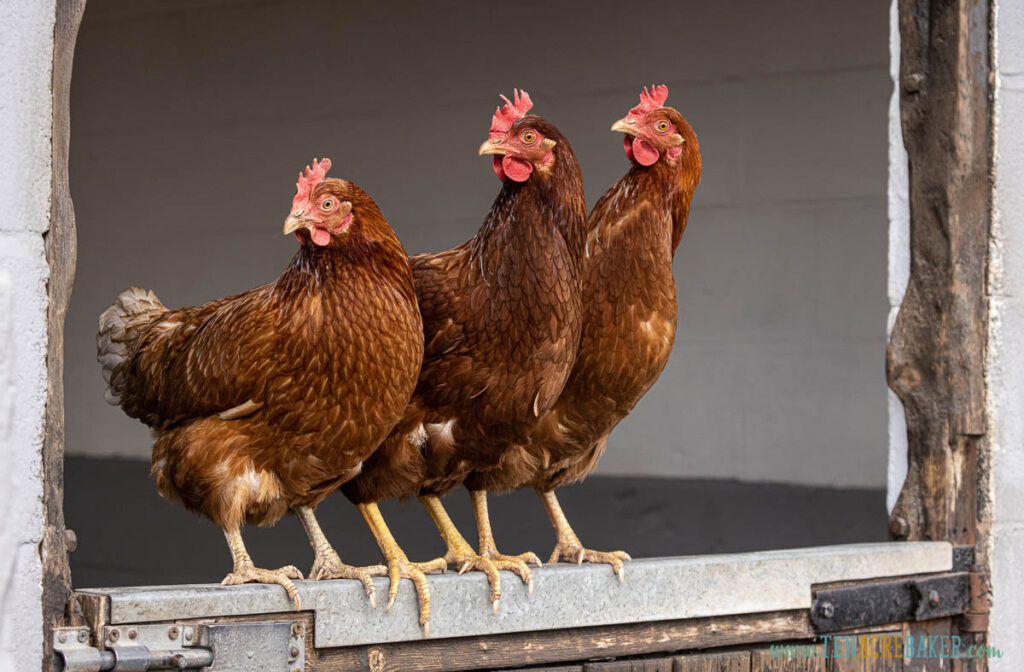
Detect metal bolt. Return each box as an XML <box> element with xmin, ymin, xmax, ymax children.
<box><xmin>184</xmin><ymin>627</ymin><xmax>193</xmax><ymax>642</ymax></box>
<box><xmin>168</xmin><ymin>626</ymin><xmax>180</xmax><ymax>640</ymax></box>
<box><xmin>108</xmin><ymin>629</ymin><xmax>120</xmax><ymax>642</ymax></box>
<box><xmin>889</xmin><ymin>515</ymin><xmax>910</xmax><ymax>539</ymax></box>
<box><xmin>818</xmin><ymin>601</ymin><xmax>835</xmax><ymax>619</ymax></box>
<box><xmin>290</xmin><ymin>645</ymin><xmax>300</xmax><ymax>659</ymax></box>
<box><xmin>928</xmin><ymin>589</ymin><xmax>941</xmax><ymax>607</ymax></box>
<box><xmin>65</xmin><ymin>529</ymin><xmax>78</xmax><ymax>553</ymax></box>
<box><xmin>58</xmin><ymin>632</ymin><xmax>67</xmax><ymax>643</ymax></box>
<box><xmin>170</xmin><ymin>653</ymin><xmax>188</xmax><ymax>670</ymax></box>
<box><xmin>905</xmin><ymin>72</ymin><xmax>924</xmax><ymax>94</ymax></box>
<box><xmin>77</xmin><ymin>630</ymin><xmax>88</xmax><ymax>643</ymax></box>
<box><xmin>128</xmin><ymin>629</ymin><xmax>138</xmax><ymax>640</ymax></box>
<box><xmin>292</xmin><ymin>622</ymin><xmax>303</xmax><ymax>636</ymax></box>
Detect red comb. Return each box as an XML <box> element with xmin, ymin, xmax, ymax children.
<box><xmin>489</xmin><ymin>89</ymin><xmax>534</xmax><ymax>139</ymax></box>
<box><xmin>292</xmin><ymin>158</ymin><xmax>332</xmax><ymax>209</ymax></box>
<box><xmin>626</xmin><ymin>85</ymin><xmax>669</xmax><ymax>123</ymax></box>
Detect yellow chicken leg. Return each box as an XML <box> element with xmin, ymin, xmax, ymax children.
<box><xmin>220</xmin><ymin>527</ymin><xmax>304</xmax><ymax>610</ymax></box>
<box><xmin>419</xmin><ymin>494</ymin><xmax>507</xmax><ymax>614</ymax></box>
<box><xmin>358</xmin><ymin>502</ymin><xmax>447</xmax><ymax>636</ymax></box>
<box><xmin>538</xmin><ymin>489</ymin><xmax>631</xmax><ymax>582</ymax></box>
<box><xmin>470</xmin><ymin>490</ymin><xmax>541</xmax><ymax>591</ymax></box>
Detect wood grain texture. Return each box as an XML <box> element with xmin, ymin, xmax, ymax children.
<box><xmin>902</xmin><ymin>620</ymin><xmax>949</xmax><ymax>672</ymax></box>
<box><xmin>751</xmin><ymin>645</ymin><xmax>825</xmax><ymax>672</ymax></box>
<box><xmin>585</xmin><ymin>658</ymin><xmax>675</xmax><ymax>672</ymax></box>
<box><xmin>887</xmin><ymin>0</ymin><xmax>992</xmax><ymax>563</ymax></box>
<box><xmin>828</xmin><ymin>631</ymin><xmax>902</xmax><ymax>672</ymax></box>
<box><xmin>43</xmin><ymin>1</ymin><xmax>87</xmax><ymax>670</ymax></box>
<box><xmin>674</xmin><ymin>650</ymin><xmax>751</xmax><ymax>672</ymax></box>
<box><xmin>312</xmin><ymin>610</ymin><xmax>813</xmax><ymax>672</ymax></box>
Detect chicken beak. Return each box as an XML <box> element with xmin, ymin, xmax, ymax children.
<box><xmin>668</xmin><ymin>133</ymin><xmax>685</xmax><ymax>146</ymax></box>
<box><xmin>478</xmin><ymin>138</ymin><xmax>508</xmax><ymax>156</ymax></box>
<box><xmin>283</xmin><ymin>214</ymin><xmax>309</xmax><ymax>235</ymax></box>
<box><xmin>610</xmin><ymin>118</ymin><xmax>637</xmax><ymax>136</ymax></box>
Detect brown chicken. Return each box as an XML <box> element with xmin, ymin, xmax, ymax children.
<box><xmin>466</xmin><ymin>85</ymin><xmax>702</xmax><ymax>580</ymax></box>
<box><xmin>342</xmin><ymin>91</ymin><xmax>588</xmax><ymax>628</ymax></box>
<box><xmin>97</xmin><ymin>159</ymin><xmax>424</xmax><ymax>610</ymax></box>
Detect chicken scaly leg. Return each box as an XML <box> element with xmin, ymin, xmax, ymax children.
<box><xmin>470</xmin><ymin>490</ymin><xmax>541</xmax><ymax>590</ymax></box>
<box><xmin>220</xmin><ymin>526</ymin><xmax>305</xmax><ymax>610</ymax></box>
<box><xmin>418</xmin><ymin>494</ymin><xmax>508</xmax><ymax>614</ymax></box>
<box><xmin>538</xmin><ymin>489</ymin><xmax>631</xmax><ymax>582</ymax></box>
<box><xmin>295</xmin><ymin>505</ymin><xmax>382</xmax><ymax>608</ymax></box>
<box><xmin>358</xmin><ymin>502</ymin><xmax>447</xmax><ymax>636</ymax></box>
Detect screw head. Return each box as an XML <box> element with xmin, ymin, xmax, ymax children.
<box><xmin>928</xmin><ymin>589</ymin><xmax>941</xmax><ymax>607</ymax></box>
<box><xmin>128</xmin><ymin>629</ymin><xmax>138</xmax><ymax>640</ymax></box>
<box><xmin>819</xmin><ymin>601</ymin><xmax>835</xmax><ymax>619</ymax></box>
<box><xmin>184</xmin><ymin>627</ymin><xmax>193</xmax><ymax>642</ymax></box>
<box><xmin>292</xmin><ymin>622</ymin><xmax>303</xmax><ymax>635</ymax></box>
<box><xmin>889</xmin><ymin>515</ymin><xmax>910</xmax><ymax>539</ymax></box>
<box><xmin>58</xmin><ymin>632</ymin><xmax>67</xmax><ymax>643</ymax></box>
<box><xmin>108</xmin><ymin>629</ymin><xmax>120</xmax><ymax>642</ymax></box>
<box><xmin>77</xmin><ymin>630</ymin><xmax>88</xmax><ymax>643</ymax></box>
<box><xmin>290</xmin><ymin>645</ymin><xmax>300</xmax><ymax>659</ymax></box>
<box><xmin>170</xmin><ymin>653</ymin><xmax>188</xmax><ymax>670</ymax></box>
<box><xmin>168</xmin><ymin>626</ymin><xmax>180</xmax><ymax>640</ymax></box>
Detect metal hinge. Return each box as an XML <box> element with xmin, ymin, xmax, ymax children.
<box><xmin>810</xmin><ymin>573</ymin><xmax>971</xmax><ymax>633</ymax></box>
<box><xmin>53</xmin><ymin>620</ymin><xmax>305</xmax><ymax>672</ymax></box>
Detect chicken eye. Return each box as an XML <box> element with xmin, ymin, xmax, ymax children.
<box><xmin>521</xmin><ymin>130</ymin><xmax>537</xmax><ymax>144</ymax></box>
<box><xmin>655</xmin><ymin>120</ymin><xmax>670</xmax><ymax>133</ymax></box>
<box><xmin>321</xmin><ymin>198</ymin><xmax>335</xmax><ymax>211</ymax></box>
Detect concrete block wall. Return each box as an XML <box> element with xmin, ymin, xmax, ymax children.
<box><xmin>0</xmin><ymin>2</ymin><xmax>56</xmax><ymax>670</ymax></box>
<box><xmin>65</xmin><ymin>0</ymin><xmax>891</xmax><ymax>488</ymax></box>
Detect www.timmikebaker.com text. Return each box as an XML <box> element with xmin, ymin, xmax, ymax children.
<box><xmin>770</xmin><ymin>634</ymin><xmax>1003</xmax><ymax>660</ymax></box>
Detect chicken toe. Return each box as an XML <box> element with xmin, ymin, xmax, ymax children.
<box><xmin>296</xmin><ymin>505</ymin><xmax>380</xmax><ymax>607</ymax></box>
<box><xmin>221</xmin><ymin>527</ymin><xmax>304</xmax><ymax>609</ymax></box>
<box><xmin>358</xmin><ymin>502</ymin><xmax>446</xmax><ymax>633</ymax></box>
<box><xmin>420</xmin><ymin>494</ymin><xmax>507</xmax><ymax>612</ymax></box>
<box><xmin>539</xmin><ymin>489</ymin><xmax>631</xmax><ymax>582</ymax></box>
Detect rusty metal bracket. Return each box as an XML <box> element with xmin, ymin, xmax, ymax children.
<box><xmin>961</xmin><ymin>571</ymin><xmax>992</xmax><ymax>633</ymax></box>
<box><xmin>810</xmin><ymin>572</ymin><xmax>971</xmax><ymax>633</ymax></box>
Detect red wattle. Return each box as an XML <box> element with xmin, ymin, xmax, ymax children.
<box><xmin>632</xmin><ymin>137</ymin><xmax>660</xmax><ymax>166</ymax></box>
<box><xmin>668</xmin><ymin>145</ymin><xmax>683</xmax><ymax>159</ymax></box>
<box><xmin>623</xmin><ymin>135</ymin><xmax>635</xmax><ymax>162</ymax></box>
<box><xmin>492</xmin><ymin>155</ymin><xmax>507</xmax><ymax>182</ymax></box>
<box><xmin>310</xmin><ymin>227</ymin><xmax>331</xmax><ymax>246</ymax></box>
<box><xmin>502</xmin><ymin>155</ymin><xmax>533</xmax><ymax>182</ymax></box>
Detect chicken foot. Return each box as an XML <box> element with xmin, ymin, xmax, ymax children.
<box><xmin>419</xmin><ymin>494</ymin><xmax>515</xmax><ymax>614</ymax></box>
<box><xmin>220</xmin><ymin>526</ymin><xmax>305</xmax><ymax>610</ymax></box>
<box><xmin>469</xmin><ymin>490</ymin><xmax>542</xmax><ymax>593</ymax></box>
<box><xmin>538</xmin><ymin>489</ymin><xmax>631</xmax><ymax>582</ymax></box>
<box><xmin>358</xmin><ymin>502</ymin><xmax>447</xmax><ymax>636</ymax></box>
<box><xmin>295</xmin><ymin>505</ymin><xmax>381</xmax><ymax>608</ymax></box>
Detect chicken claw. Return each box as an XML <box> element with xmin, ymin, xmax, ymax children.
<box><xmin>470</xmin><ymin>490</ymin><xmax>539</xmax><ymax>595</ymax></box>
<box><xmin>539</xmin><ymin>489</ymin><xmax>631</xmax><ymax>582</ymax></box>
<box><xmin>548</xmin><ymin>543</ymin><xmax>632</xmax><ymax>583</ymax></box>
<box><xmin>309</xmin><ymin>557</ymin><xmax>383</xmax><ymax>609</ymax></box>
<box><xmin>358</xmin><ymin>502</ymin><xmax>445</xmax><ymax>635</ymax></box>
<box><xmin>221</xmin><ymin>564</ymin><xmax>304</xmax><ymax>610</ymax></box>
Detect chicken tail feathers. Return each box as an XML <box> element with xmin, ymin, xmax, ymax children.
<box><xmin>97</xmin><ymin>287</ymin><xmax>167</xmax><ymax>406</ymax></box>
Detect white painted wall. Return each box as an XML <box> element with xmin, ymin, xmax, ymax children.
<box><xmin>886</xmin><ymin>0</ymin><xmax>910</xmax><ymax>513</ymax></box>
<box><xmin>64</xmin><ymin>0</ymin><xmax>891</xmax><ymax>488</ymax></box>
<box><xmin>0</xmin><ymin>2</ymin><xmax>56</xmax><ymax>670</ymax></box>
<box><xmin>989</xmin><ymin>0</ymin><xmax>1024</xmax><ymax>660</ymax></box>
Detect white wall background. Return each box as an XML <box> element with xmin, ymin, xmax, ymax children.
<box><xmin>64</xmin><ymin>0</ymin><xmax>892</xmax><ymax>488</ymax></box>
<box><xmin>0</xmin><ymin>2</ymin><xmax>56</xmax><ymax>670</ymax></box>
<box><xmin>990</xmin><ymin>0</ymin><xmax>1024</xmax><ymax>659</ymax></box>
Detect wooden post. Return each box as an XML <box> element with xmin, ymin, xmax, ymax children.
<box><xmin>42</xmin><ymin>1</ymin><xmax>85</xmax><ymax>670</ymax></box>
<box><xmin>887</xmin><ymin>0</ymin><xmax>992</xmax><ymax>661</ymax></box>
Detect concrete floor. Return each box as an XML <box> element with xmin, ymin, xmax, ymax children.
<box><xmin>65</xmin><ymin>457</ymin><xmax>887</xmax><ymax>589</ymax></box>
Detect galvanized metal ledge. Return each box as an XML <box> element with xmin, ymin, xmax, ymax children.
<box><xmin>77</xmin><ymin>542</ymin><xmax>952</xmax><ymax>649</ymax></box>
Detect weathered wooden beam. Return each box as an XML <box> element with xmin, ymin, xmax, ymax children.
<box><xmin>311</xmin><ymin>610</ymin><xmax>813</xmax><ymax>672</ymax></box>
<box><xmin>42</xmin><ymin>1</ymin><xmax>86</xmax><ymax>670</ymax></box>
<box><xmin>887</xmin><ymin>0</ymin><xmax>991</xmax><ymax>557</ymax></box>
